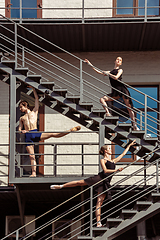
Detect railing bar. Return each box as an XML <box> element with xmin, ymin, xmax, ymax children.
<box><xmin>4</xmin><ymin>150</ymin><xmax>159</xmax><ymax>239</ymax></box>
<box><xmin>1</xmin><ymin>22</ymin><xmax>159</xmax><ymax>107</ymax></box>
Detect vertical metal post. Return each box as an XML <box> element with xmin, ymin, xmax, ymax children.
<box><xmin>144</xmin><ymin>159</ymin><xmax>146</xmax><ymax>187</ymax></box>
<box><xmin>156</xmin><ymin>159</ymin><xmax>159</xmax><ymax>193</ymax></box>
<box><xmin>80</xmin><ymin>59</ymin><xmax>83</xmax><ymax>103</ymax></box>
<box><xmin>144</xmin><ymin>0</ymin><xmax>147</xmax><ymax>22</ymax></box>
<box><xmin>144</xmin><ymin>94</ymin><xmax>147</xmax><ymax>137</ymax></box>
<box><xmin>16</xmin><ymin>230</ymin><xmax>19</xmax><ymax>240</ymax></box>
<box><xmin>140</xmin><ymin>110</ymin><xmax>143</xmax><ymax>130</ymax></box>
<box><xmin>82</xmin><ymin>144</ymin><xmax>84</xmax><ymax>176</ymax></box>
<box><xmin>9</xmin><ymin>73</ymin><xmax>16</xmax><ymax>182</ymax></box>
<box><xmin>90</xmin><ymin>186</ymin><xmax>93</xmax><ymax>237</ymax></box>
<box><xmin>22</xmin><ymin>46</ymin><xmax>25</xmax><ymax>67</ymax></box>
<box><xmin>15</xmin><ymin>23</ymin><xmax>17</xmax><ymax>68</ymax></box>
<box><xmin>20</xmin><ymin>0</ymin><xmax>22</xmax><ymax>24</ymax></box>
<box><xmin>54</xmin><ymin>144</ymin><xmax>57</xmax><ymax>177</ymax></box>
<box><xmin>99</xmin><ymin>123</ymin><xmax>105</xmax><ymax>172</ymax></box>
<box><xmin>82</xmin><ymin>0</ymin><xmax>84</xmax><ymax>23</ymax></box>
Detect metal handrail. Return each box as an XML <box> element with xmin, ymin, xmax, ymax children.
<box><xmin>2</xmin><ymin>147</ymin><xmax>159</xmax><ymax>239</ymax></box>
<box><xmin>1</xmin><ymin>2</ymin><xmax>160</xmax><ymax>23</ymax></box>
<box><xmin>0</xmin><ymin>13</ymin><xmax>160</xmax><ymax>239</ymax></box>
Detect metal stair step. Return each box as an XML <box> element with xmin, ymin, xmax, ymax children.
<box><xmin>66</xmin><ymin>95</ymin><xmax>80</xmax><ymax>104</ymax></box>
<box><xmin>143</xmin><ymin>137</ymin><xmax>158</xmax><ymax>146</ymax></box>
<box><xmin>106</xmin><ymin>218</ymin><xmax>123</xmax><ymax>228</ymax></box>
<box><xmin>78</xmin><ymin>236</ymin><xmax>93</xmax><ymax>239</ymax></box>
<box><xmin>92</xmin><ymin>226</ymin><xmax>108</xmax><ymax>231</ymax></box>
<box><xmin>15</xmin><ymin>67</ymin><xmax>29</xmax><ymax>76</ymax></box>
<box><xmin>151</xmin><ymin>192</ymin><xmax>160</xmax><ymax>203</ymax></box>
<box><xmin>54</xmin><ymin>88</ymin><xmax>67</xmax><ymax>97</ymax></box>
<box><xmin>1</xmin><ymin>60</ymin><xmax>15</xmax><ymax>69</ymax></box>
<box><xmin>131</xmin><ymin>130</ymin><xmax>145</xmax><ymax>138</ymax></box>
<box><xmin>27</xmin><ymin>74</ymin><xmax>42</xmax><ymax>83</ymax></box>
<box><xmin>135</xmin><ymin>201</ymin><xmax>152</xmax><ymax>211</ymax></box>
<box><xmin>40</xmin><ymin>81</ymin><xmax>54</xmax><ymax>91</ymax></box>
<box><xmin>145</xmin><ymin>152</ymin><xmax>160</xmax><ymax>162</ymax></box>
<box><xmin>121</xmin><ymin>209</ymin><xmax>138</xmax><ymax>220</ymax></box>
<box><xmin>92</xmin><ymin>109</ymin><xmax>106</xmax><ymax>118</ymax></box>
<box><xmin>118</xmin><ymin>123</ymin><xmax>132</xmax><ymax>131</ymax></box>
<box><xmin>79</xmin><ymin>102</ymin><xmax>93</xmax><ymax>111</ymax></box>
<box><xmin>151</xmin><ymin>192</ymin><xmax>160</xmax><ymax>197</ymax></box>
<box><xmin>105</xmin><ymin>116</ymin><xmax>119</xmax><ymax>125</ymax></box>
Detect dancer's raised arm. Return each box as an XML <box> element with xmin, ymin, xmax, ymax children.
<box><xmin>113</xmin><ymin>140</ymin><xmax>136</xmax><ymax>164</ymax></box>
<box><xmin>84</xmin><ymin>59</ymin><xmax>107</xmax><ymax>75</ymax></box>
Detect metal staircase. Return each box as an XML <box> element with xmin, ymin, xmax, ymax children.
<box><xmin>0</xmin><ymin>15</ymin><xmax>160</xmax><ymax>240</ymax></box>
<box><xmin>0</xmin><ymin>58</ymin><xmax>160</xmax><ymax>164</ymax></box>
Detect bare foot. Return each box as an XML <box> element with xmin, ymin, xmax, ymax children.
<box><xmin>133</xmin><ymin>123</ymin><xmax>140</xmax><ymax>131</ymax></box>
<box><xmin>50</xmin><ymin>185</ymin><xmax>61</xmax><ymax>190</ymax></box>
<box><xmin>105</xmin><ymin>112</ymin><xmax>112</xmax><ymax>117</ymax></box>
<box><xmin>29</xmin><ymin>174</ymin><xmax>36</xmax><ymax>177</ymax></box>
<box><xmin>97</xmin><ymin>222</ymin><xmax>103</xmax><ymax>227</ymax></box>
<box><xmin>70</xmin><ymin>126</ymin><xmax>81</xmax><ymax>132</ymax></box>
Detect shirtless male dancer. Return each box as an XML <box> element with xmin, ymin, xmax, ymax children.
<box><xmin>19</xmin><ymin>86</ymin><xmax>81</xmax><ymax>177</ymax></box>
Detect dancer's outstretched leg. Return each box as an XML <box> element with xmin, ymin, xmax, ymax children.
<box><xmin>40</xmin><ymin>126</ymin><xmax>81</xmax><ymax>141</ymax></box>
<box><xmin>50</xmin><ymin>179</ymin><xmax>87</xmax><ymax>189</ymax></box>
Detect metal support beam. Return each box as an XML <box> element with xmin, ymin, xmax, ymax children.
<box><xmin>99</xmin><ymin>122</ymin><xmax>105</xmax><ymax>172</ymax></box>
<box><xmin>9</xmin><ymin>71</ymin><xmax>16</xmax><ymax>183</ymax></box>
<box><xmin>16</xmin><ymin>185</ymin><xmax>26</xmax><ymax>235</ymax></box>
<box><xmin>137</xmin><ymin>221</ymin><xmax>147</xmax><ymax>240</ymax></box>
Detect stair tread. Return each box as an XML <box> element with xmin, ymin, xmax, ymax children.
<box><xmin>2</xmin><ymin>60</ymin><xmax>15</xmax><ymax>63</ymax></box>
<box><xmin>41</xmin><ymin>81</ymin><xmax>54</xmax><ymax>84</ymax></box>
<box><xmin>107</xmin><ymin>218</ymin><xmax>123</xmax><ymax>222</ymax></box>
<box><xmin>122</xmin><ymin>209</ymin><xmax>138</xmax><ymax>213</ymax></box>
<box><xmin>67</xmin><ymin>95</ymin><xmax>80</xmax><ymax>98</ymax></box>
<box><xmin>54</xmin><ymin>88</ymin><xmax>67</xmax><ymax>91</ymax></box>
<box><xmin>151</xmin><ymin>192</ymin><xmax>160</xmax><ymax>197</ymax></box>
<box><xmin>15</xmin><ymin>67</ymin><xmax>29</xmax><ymax>70</ymax></box>
<box><xmin>136</xmin><ymin>201</ymin><xmax>153</xmax><ymax>205</ymax></box>
<box><xmin>28</xmin><ymin>74</ymin><xmax>41</xmax><ymax>77</ymax></box>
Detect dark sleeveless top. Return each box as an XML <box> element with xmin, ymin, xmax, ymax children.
<box><xmin>109</xmin><ymin>68</ymin><xmax>133</xmax><ymax>107</ymax></box>
<box><xmin>84</xmin><ymin>160</ymin><xmax>115</xmax><ymax>196</ymax></box>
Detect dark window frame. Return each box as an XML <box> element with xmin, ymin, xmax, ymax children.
<box><xmin>113</xmin><ymin>0</ymin><xmax>160</xmax><ymax>17</ymax></box>
<box><xmin>112</xmin><ymin>85</ymin><xmax>159</xmax><ymax>162</ymax></box>
<box><xmin>5</xmin><ymin>0</ymin><xmax>42</xmax><ymax>18</ymax></box>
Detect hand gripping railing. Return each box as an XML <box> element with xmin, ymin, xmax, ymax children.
<box><xmin>2</xmin><ymin>146</ymin><xmax>160</xmax><ymax>240</ymax></box>
<box><xmin>0</xmin><ymin>14</ymin><xmax>160</xmax><ymax>139</ymax></box>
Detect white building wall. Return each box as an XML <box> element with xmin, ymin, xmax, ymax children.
<box><xmin>42</xmin><ymin>0</ymin><xmax>112</xmax><ymax>19</ymax></box>
<box><xmin>0</xmin><ymin>81</ymin><xmax>9</xmax><ymax>186</ymax></box>
<box><xmin>0</xmin><ymin>0</ymin><xmax>5</xmax><ymax>16</ymax></box>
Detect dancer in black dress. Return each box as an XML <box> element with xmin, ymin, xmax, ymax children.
<box><xmin>50</xmin><ymin>140</ymin><xmax>136</xmax><ymax>227</ymax></box>
<box><xmin>84</xmin><ymin>57</ymin><xmax>139</xmax><ymax>130</ymax></box>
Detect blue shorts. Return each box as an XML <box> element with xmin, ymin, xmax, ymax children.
<box><xmin>25</xmin><ymin>129</ymin><xmax>42</xmax><ymax>146</ymax></box>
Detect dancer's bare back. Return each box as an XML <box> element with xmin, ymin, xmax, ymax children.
<box><xmin>19</xmin><ymin>110</ymin><xmax>38</xmax><ymax>132</ymax></box>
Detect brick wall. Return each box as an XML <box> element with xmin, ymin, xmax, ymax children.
<box><xmin>42</xmin><ymin>0</ymin><xmax>112</xmax><ymax>19</ymax></box>
<box><xmin>0</xmin><ymin>81</ymin><xmax>9</xmax><ymax>186</ymax></box>
<box><xmin>0</xmin><ymin>0</ymin><xmax>5</xmax><ymax>16</ymax></box>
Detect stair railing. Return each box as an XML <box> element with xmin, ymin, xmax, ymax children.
<box><xmin>2</xmin><ymin>0</ymin><xmax>157</xmax><ymax>23</ymax></box>
<box><xmin>0</xmin><ymin>14</ymin><xmax>160</xmax><ymax>140</ymax></box>
<box><xmin>1</xmin><ymin>147</ymin><xmax>160</xmax><ymax>240</ymax></box>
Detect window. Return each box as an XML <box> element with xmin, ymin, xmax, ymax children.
<box><xmin>129</xmin><ymin>86</ymin><xmax>158</xmax><ymax>137</ymax></box>
<box><xmin>113</xmin><ymin>0</ymin><xmax>160</xmax><ymax>17</ymax></box>
<box><xmin>5</xmin><ymin>0</ymin><xmax>42</xmax><ymax>18</ymax></box>
<box><xmin>113</xmin><ymin>85</ymin><xmax>159</xmax><ymax>161</ymax></box>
